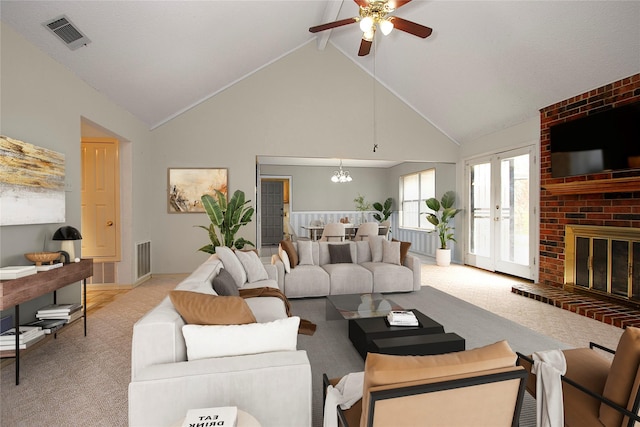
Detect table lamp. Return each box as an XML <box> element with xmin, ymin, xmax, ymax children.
<box><xmin>52</xmin><ymin>226</ymin><xmax>82</xmax><ymax>262</ymax></box>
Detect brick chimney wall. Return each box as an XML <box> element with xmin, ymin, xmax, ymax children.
<box><xmin>539</xmin><ymin>73</ymin><xmax>640</xmax><ymax>288</ymax></box>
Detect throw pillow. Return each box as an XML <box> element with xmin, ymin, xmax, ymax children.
<box><xmin>280</xmin><ymin>239</ymin><xmax>299</xmax><ymax>268</ymax></box>
<box><xmin>211</xmin><ymin>268</ymin><xmax>239</xmax><ymax>296</ymax></box>
<box><xmin>169</xmin><ymin>290</ymin><xmax>256</xmax><ymax>325</ymax></box>
<box><xmin>382</xmin><ymin>239</ymin><xmax>401</xmax><ymax>265</ymax></box>
<box><xmin>328</xmin><ymin>243</ymin><xmax>352</xmax><ymax>264</ymax></box>
<box><xmin>182</xmin><ymin>316</ymin><xmax>300</xmax><ymax>360</ymax></box>
<box><xmin>235</xmin><ymin>249</ymin><xmax>269</xmax><ymax>283</ymax></box>
<box><xmin>392</xmin><ymin>238</ymin><xmax>412</xmax><ymax>265</ymax></box>
<box><xmin>278</xmin><ymin>243</ymin><xmax>291</xmax><ymax>273</ymax></box>
<box><xmin>369</xmin><ymin>235</ymin><xmax>384</xmax><ymax>263</ymax></box>
<box><xmin>297</xmin><ymin>240</ymin><xmax>314</xmax><ymax>265</ymax></box>
<box><xmin>215</xmin><ymin>246</ymin><xmax>247</xmax><ymax>287</ymax></box>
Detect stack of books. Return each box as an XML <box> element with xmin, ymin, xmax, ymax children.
<box><xmin>0</xmin><ymin>265</ymin><xmax>37</xmax><ymax>280</ymax></box>
<box><xmin>387</xmin><ymin>310</ymin><xmax>419</xmax><ymax>327</ymax></box>
<box><xmin>26</xmin><ymin>318</ymin><xmax>67</xmax><ymax>335</ymax></box>
<box><xmin>0</xmin><ymin>326</ymin><xmax>46</xmax><ymax>351</ymax></box>
<box><xmin>36</xmin><ymin>303</ymin><xmax>83</xmax><ymax>324</ymax></box>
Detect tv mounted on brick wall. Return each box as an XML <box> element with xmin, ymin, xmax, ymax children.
<box><xmin>550</xmin><ymin>101</ymin><xmax>640</xmax><ymax>178</ymax></box>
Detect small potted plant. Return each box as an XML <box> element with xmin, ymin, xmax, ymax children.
<box><xmin>425</xmin><ymin>191</ymin><xmax>462</xmax><ymax>266</ymax></box>
<box><xmin>353</xmin><ymin>193</ymin><xmax>372</xmax><ymax>225</ymax></box>
<box><xmin>372</xmin><ymin>197</ymin><xmax>392</xmax><ymax>223</ymax></box>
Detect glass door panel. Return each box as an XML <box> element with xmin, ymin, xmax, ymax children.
<box><xmin>466</xmin><ymin>147</ymin><xmax>535</xmax><ymax>280</ymax></box>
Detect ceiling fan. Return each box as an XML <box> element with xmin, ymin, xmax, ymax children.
<box><xmin>309</xmin><ymin>0</ymin><xmax>433</xmax><ymax>56</ymax></box>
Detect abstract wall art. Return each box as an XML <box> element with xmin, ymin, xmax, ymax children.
<box><xmin>168</xmin><ymin>168</ymin><xmax>228</xmax><ymax>213</ymax></box>
<box><xmin>0</xmin><ymin>135</ymin><xmax>66</xmax><ymax>226</ymax></box>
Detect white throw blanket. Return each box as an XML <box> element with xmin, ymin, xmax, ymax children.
<box><xmin>532</xmin><ymin>349</ymin><xmax>567</xmax><ymax>427</ymax></box>
<box><xmin>323</xmin><ymin>371</ymin><xmax>364</xmax><ymax>427</ymax></box>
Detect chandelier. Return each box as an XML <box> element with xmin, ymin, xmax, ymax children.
<box><xmin>331</xmin><ymin>160</ymin><xmax>352</xmax><ymax>183</ymax></box>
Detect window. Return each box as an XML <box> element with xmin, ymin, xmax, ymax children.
<box><xmin>400</xmin><ymin>169</ymin><xmax>435</xmax><ymax>229</ymax></box>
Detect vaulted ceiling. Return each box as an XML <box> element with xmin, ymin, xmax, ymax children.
<box><xmin>2</xmin><ymin>1</ymin><xmax>639</xmax><ymax>145</ymax></box>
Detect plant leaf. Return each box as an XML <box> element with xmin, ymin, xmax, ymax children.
<box><xmin>425</xmin><ymin>198</ymin><xmax>440</xmax><ymax>212</ymax></box>
<box><xmin>441</xmin><ymin>191</ymin><xmax>456</xmax><ymax>209</ymax></box>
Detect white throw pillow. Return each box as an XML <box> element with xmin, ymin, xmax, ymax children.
<box><xmin>235</xmin><ymin>250</ymin><xmax>269</xmax><ymax>283</ymax></box>
<box><xmin>215</xmin><ymin>246</ymin><xmax>247</xmax><ymax>287</ymax></box>
<box><xmin>278</xmin><ymin>244</ymin><xmax>291</xmax><ymax>273</ymax></box>
<box><xmin>182</xmin><ymin>316</ymin><xmax>300</xmax><ymax>360</ymax></box>
<box><xmin>369</xmin><ymin>235</ymin><xmax>384</xmax><ymax>263</ymax></box>
<box><xmin>297</xmin><ymin>240</ymin><xmax>314</xmax><ymax>265</ymax></box>
<box><xmin>382</xmin><ymin>239</ymin><xmax>401</xmax><ymax>265</ymax></box>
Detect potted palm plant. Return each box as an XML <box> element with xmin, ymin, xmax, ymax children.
<box><xmin>372</xmin><ymin>197</ymin><xmax>392</xmax><ymax>223</ymax></box>
<box><xmin>425</xmin><ymin>191</ymin><xmax>462</xmax><ymax>266</ymax></box>
<box><xmin>196</xmin><ymin>189</ymin><xmax>255</xmax><ymax>254</ymax></box>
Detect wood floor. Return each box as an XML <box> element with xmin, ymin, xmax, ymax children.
<box><xmin>85</xmin><ymin>288</ymin><xmax>130</xmax><ymax>315</ymax></box>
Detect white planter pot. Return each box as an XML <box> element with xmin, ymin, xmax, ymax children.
<box><xmin>436</xmin><ymin>249</ymin><xmax>451</xmax><ymax>266</ymax></box>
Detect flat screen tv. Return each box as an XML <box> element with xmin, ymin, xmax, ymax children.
<box><xmin>550</xmin><ymin>101</ymin><xmax>640</xmax><ymax>178</ymax></box>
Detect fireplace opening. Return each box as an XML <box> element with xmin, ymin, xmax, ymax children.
<box><xmin>565</xmin><ymin>225</ymin><xmax>640</xmax><ymax>307</ymax></box>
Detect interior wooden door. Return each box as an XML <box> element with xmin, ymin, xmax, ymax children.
<box><xmin>81</xmin><ymin>138</ymin><xmax>120</xmax><ymax>260</ymax></box>
<box><xmin>261</xmin><ymin>180</ymin><xmax>284</xmax><ymax>246</ymax></box>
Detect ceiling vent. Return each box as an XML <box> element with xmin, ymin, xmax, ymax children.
<box><xmin>42</xmin><ymin>15</ymin><xmax>91</xmax><ymax>51</ymax></box>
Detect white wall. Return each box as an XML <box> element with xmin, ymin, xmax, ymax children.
<box><xmin>0</xmin><ymin>23</ymin><xmax>151</xmax><ymax>321</ymax></box>
<box><xmin>149</xmin><ymin>43</ymin><xmax>460</xmax><ymax>274</ymax></box>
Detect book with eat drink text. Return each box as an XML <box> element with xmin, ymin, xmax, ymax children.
<box><xmin>181</xmin><ymin>406</ymin><xmax>237</xmax><ymax>427</ymax></box>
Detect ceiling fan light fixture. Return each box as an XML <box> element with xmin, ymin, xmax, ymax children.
<box><xmin>359</xmin><ymin>16</ymin><xmax>374</xmax><ymax>32</ymax></box>
<box><xmin>380</xmin><ymin>19</ymin><xmax>394</xmax><ymax>35</ymax></box>
<box><xmin>363</xmin><ymin>28</ymin><xmax>375</xmax><ymax>42</ymax></box>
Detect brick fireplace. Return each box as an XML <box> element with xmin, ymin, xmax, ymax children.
<box><xmin>539</xmin><ymin>73</ymin><xmax>640</xmax><ymax>305</ymax></box>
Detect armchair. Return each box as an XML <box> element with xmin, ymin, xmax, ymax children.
<box><xmin>517</xmin><ymin>326</ymin><xmax>640</xmax><ymax>427</ymax></box>
<box><xmin>323</xmin><ymin>340</ymin><xmax>527</xmax><ymax>427</ymax></box>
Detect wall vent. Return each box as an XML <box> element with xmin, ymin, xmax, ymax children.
<box><xmin>42</xmin><ymin>15</ymin><xmax>91</xmax><ymax>50</ymax></box>
<box><xmin>136</xmin><ymin>241</ymin><xmax>151</xmax><ymax>280</ymax></box>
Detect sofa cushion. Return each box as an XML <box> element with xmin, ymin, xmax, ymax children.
<box><xmin>361</xmin><ymin>340</ymin><xmax>517</xmax><ymax>427</ymax></box>
<box><xmin>211</xmin><ymin>268</ymin><xmax>239</xmax><ymax>296</ymax></box>
<box><xmin>169</xmin><ymin>290</ymin><xmax>256</xmax><ymax>325</ymax></box>
<box><xmin>369</xmin><ymin>236</ymin><xmax>384</xmax><ymax>262</ymax></box>
<box><xmin>215</xmin><ymin>246</ymin><xmax>247</xmax><ymax>287</ymax></box>
<box><xmin>382</xmin><ymin>239</ymin><xmax>401</xmax><ymax>265</ymax></box>
<box><xmin>329</xmin><ymin>243</ymin><xmax>353</xmax><ymax>264</ymax></box>
<box><xmin>280</xmin><ymin>240</ymin><xmax>299</xmax><ymax>268</ymax></box>
<box><xmin>323</xmin><ymin>264</ymin><xmax>373</xmax><ymax>295</ymax></box>
<box><xmin>600</xmin><ymin>326</ymin><xmax>640</xmax><ymax>426</ymax></box>
<box><xmin>182</xmin><ymin>316</ymin><xmax>300</xmax><ymax>360</ymax></box>
<box><xmin>297</xmin><ymin>240</ymin><xmax>314</xmax><ymax>265</ymax></box>
<box><xmin>282</xmin><ymin>265</ymin><xmax>331</xmax><ymax>298</ymax></box>
<box><xmin>362</xmin><ymin>262</ymin><xmax>414</xmax><ymax>293</ymax></box>
<box><xmin>235</xmin><ymin>249</ymin><xmax>269</xmax><ymax>283</ymax></box>
<box><xmin>356</xmin><ymin>241</ymin><xmax>372</xmax><ymax>264</ymax></box>
<box><xmin>278</xmin><ymin>244</ymin><xmax>291</xmax><ymax>273</ymax></box>
<box><xmin>392</xmin><ymin>238</ymin><xmax>412</xmax><ymax>265</ymax></box>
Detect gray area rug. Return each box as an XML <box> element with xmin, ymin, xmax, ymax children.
<box><xmin>291</xmin><ymin>286</ymin><xmax>571</xmax><ymax>427</ymax></box>
<box><xmin>1</xmin><ymin>280</ymin><xmax>569</xmax><ymax>426</ymax></box>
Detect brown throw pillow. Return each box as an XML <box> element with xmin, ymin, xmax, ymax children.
<box><xmin>392</xmin><ymin>238</ymin><xmax>412</xmax><ymax>265</ymax></box>
<box><xmin>211</xmin><ymin>268</ymin><xmax>239</xmax><ymax>296</ymax></box>
<box><xmin>280</xmin><ymin>239</ymin><xmax>299</xmax><ymax>268</ymax></box>
<box><xmin>169</xmin><ymin>290</ymin><xmax>256</xmax><ymax>325</ymax></box>
<box><xmin>328</xmin><ymin>243</ymin><xmax>352</xmax><ymax>264</ymax></box>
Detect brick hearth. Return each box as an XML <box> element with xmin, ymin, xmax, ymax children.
<box><xmin>512</xmin><ymin>283</ymin><xmax>640</xmax><ymax>329</ymax></box>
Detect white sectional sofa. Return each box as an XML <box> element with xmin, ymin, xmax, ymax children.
<box><xmin>128</xmin><ymin>253</ymin><xmax>312</xmax><ymax>427</ymax></box>
<box><xmin>271</xmin><ymin>239</ymin><xmax>421</xmax><ymax>298</ymax></box>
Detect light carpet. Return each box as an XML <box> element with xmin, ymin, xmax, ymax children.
<box><xmin>1</xmin><ymin>278</ymin><xmax>569</xmax><ymax>427</ymax></box>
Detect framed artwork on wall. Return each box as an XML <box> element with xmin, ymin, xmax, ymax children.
<box><xmin>0</xmin><ymin>135</ymin><xmax>66</xmax><ymax>226</ymax></box>
<box><xmin>168</xmin><ymin>168</ymin><xmax>228</xmax><ymax>213</ymax></box>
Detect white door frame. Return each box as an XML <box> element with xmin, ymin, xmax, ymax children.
<box><xmin>463</xmin><ymin>145</ymin><xmax>539</xmax><ymax>281</ymax></box>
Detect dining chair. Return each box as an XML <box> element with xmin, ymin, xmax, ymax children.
<box><xmin>354</xmin><ymin>222</ymin><xmax>379</xmax><ymax>241</ymax></box>
<box><xmin>319</xmin><ymin>223</ymin><xmax>345</xmax><ymax>242</ymax></box>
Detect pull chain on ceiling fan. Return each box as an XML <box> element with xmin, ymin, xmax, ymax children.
<box><xmin>309</xmin><ymin>0</ymin><xmax>433</xmax><ymax>56</ymax></box>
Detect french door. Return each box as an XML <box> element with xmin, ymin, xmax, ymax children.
<box><xmin>465</xmin><ymin>146</ymin><xmax>536</xmax><ymax>279</ymax></box>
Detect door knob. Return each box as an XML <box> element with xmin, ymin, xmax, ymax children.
<box><xmin>107</xmin><ymin>221</ymin><xmax>114</xmax><ymax>226</ymax></box>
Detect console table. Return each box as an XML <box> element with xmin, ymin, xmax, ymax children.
<box><xmin>0</xmin><ymin>258</ymin><xmax>93</xmax><ymax>384</ymax></box>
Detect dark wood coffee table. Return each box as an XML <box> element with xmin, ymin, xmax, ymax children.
<box><xmin>348</xmin><ymin>309</ymin><xmax>453</xmax><ymax>359</ymax></box>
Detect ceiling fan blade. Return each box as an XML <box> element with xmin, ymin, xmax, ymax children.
<box><xmin>309</xmin><ymin>17</ymin><xmax>358</xmax><ymax>33</ymax></box>
<box><xmin>358</xmin><ymin>38</ymin><xmax>372</xmax><ymax>56</ymax></box>
<box><xmin>389</xmin><ymin>16</ymin><xmax>432</xmax><ymax>38</ymax></box>
<box><xmin>353</xmin><ymin>0</ymin><xmax>369</xmax><ymax>8</ymax></box>
<box><xmin>388</xmin><ymin>0</ymin><xmax>412</xmax><ymax>9</ymax></box>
